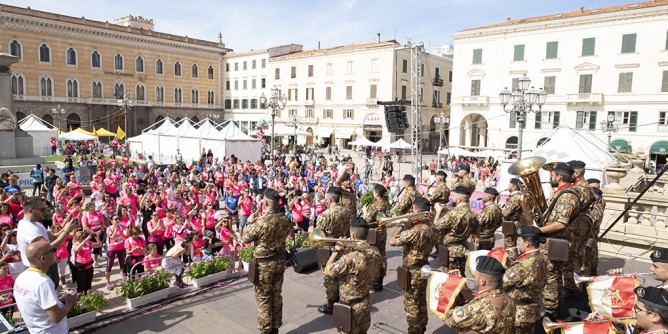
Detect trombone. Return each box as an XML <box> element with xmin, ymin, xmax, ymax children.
<box><xmin>574</xmin><ymin>272</ymin><xmax>653</xmax><ymax>284</ymax></box>
<box><xmin>542</xmin><ymin>317</ymin><xmax>635</xmax><ymax>334</ymax></box>
<box><xmin>308</xmin><ymin>228</ymin><xmax>366</xmax><ymax>250</ymax></box>
<box><xmin>376</xmin><ymin>211</ymin><xmax>431</xmax><ymax>229</ymax></box>
<box><xmin>419</xmin><ymin>265</ymin><xmax>475</xmax><ymax>281</ymax></box>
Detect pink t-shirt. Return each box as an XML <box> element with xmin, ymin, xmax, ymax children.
<box><xmin>106</xmin><ymin>225</ymin><xmax>127</xmax><ymax>251</ymax></box>
<box><xmin>0</xmin><ymin>275</ymin><xmax>14</xmax><ymax>306</ymax></box>
<box><xmin>204</xmin><ymin>210</ymin><xmax>216</xmax><ymax>229</ymax></box>
<box><xmin>291</xmin><ymin>203</ymin><xmax>303</xmax><ymax>223</ymax></box>
<box><xmin>239</xmin><ymin>197</ymin><xmax>253</xmax><ymax>216</ymax></box>
<box><xmin>191</xmin><ymin>238</ymin><xmax>205</xmax><ymax>259</ymax></box>
<box><xmin>73</xmin><ymin>240</ymin><xmax>93</xmax><ymax>264</ymax></box>
<box><xmin>163</xmin><ymin>218</ymin><xmax>175</xmax><ymax>239</ymax></box>
<box><xmin>82</xmin><ymin>211</ymin><xmax>103</xmax><ymax>232</ymax></box>
<box><xmin>148</xmin><ymin>220</ymin><xmax>165</xmax><ymax>237</ymax></box>
<box><xmin>144</xmin><ymin>254</ymin><xmax>161</xmax><ymax>270</ymax></box>
<box><xmin>55</xmin><ymin>240</ymin><xmax>69</xmax><ymax>260</ymax></box>
<box><xmin>125</xmin><ymin>237</ymin><xmax>146</xmax><ymax>257</ymax></box>
<box><xmin>173</xmin><ymin>224</ymin><xmax>188</xmax><ymax>243</ymax></box>
<box><xmin>0</xmin><ymin>215</ymin><xmax>13</xmax><ymax>228</ymax></box>
<box><xmin>314</xmin><ymin>199</ymin><xmax>325</xmax><ymax>215</ymax></box>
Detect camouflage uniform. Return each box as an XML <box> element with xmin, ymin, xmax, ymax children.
<box><xmin>327</xmin><ymin>242</ymin><xmax>381</xmax><ymax>334</ymax></box>
<box><xmin>502</xmin><ymin>191</ymin><xmax>523</xmax><ymax>248</ymax></box>
<box><xmin>564</xmin><ymin>178</ymin><xmax>593</xmax><ymax>291</ymax></box>
<box><xmin>434</xmin><ymin>202</ymin><xmax>476</xmax><ymax>275</ymax></box>
<box><xmin>316</xmin><ymin>203</ymin><xmax>352</xmax><ymax>303</ymax></box>
<box><xmin>242</xmin><ymin>210</ymin><xmax>293</xmax><ymax>334</ymax></box>
<box><xmin>428</xmin><ymin>182</ymin><xmax>450</xmax><ymax>208</ymax></box>
<box><xmin>581</xmin><ymin>201</ymin><xmax>604</xmax><ymax>275</ymax></box>
<box><xmin>393</xmin><ymin>186</ymin><xmax>417</xmax><ymax>216</ymax></box>
<box><xmin>476</xmin><ymin>202</ymin><xmax>503</xmax><ymax>245</ymax></box>
<box><xmin>451</xmin><ymin>177</ymin><xmax>476</xmax><ymax>195</ymax></box>
<box><xmin>340</xmin><ymin>187</ymin><xmax>358</xmax><ymax>218</ymax></box>
<box><xmin>364</xmin><ymin>198</ymin><xmax>390</xmax><ymax>280</ymax></box>
<box><xmin>394</xmin><ymin>219</ymin><xmax>437</xmax><ymax>334</ymax></box>
<box><xmin>541</xmin><ymin>185</ymin><xmax>579</xmax><ymax>312</ymax></box>
<box><xmin>444</xmin><ymin>289</ymin><xmax>515</xmax><ymax>334</ymax></box>
<box><xmin>503</xmin><ymin>250</ymin><xmax>548</xmax><ymax>334</ymax></box>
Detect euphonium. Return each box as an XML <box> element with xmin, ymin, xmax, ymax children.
<box><xmin>376</xmin><ymin>211</ymin><xmax>431</xmax><ymax>229</ymax></box>
<box><xmin>542</xmin><ymin>317</ymin><xmax>635</xmax><ymax>334</ymax></box>
<box><xmin>308</xmin><ymin>228</ymin><xmax>366</xmax><ymax>250</ymax></box>
<box><xmin>508</xmin><ymin>157</ymin><xmax>549</xmax><ymax>224</ymax></box>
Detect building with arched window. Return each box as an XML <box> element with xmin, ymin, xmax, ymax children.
<box><xmin>1</xmin><ymin>5</ymin><xmax>228</xmax><ymax>137</ymax></box>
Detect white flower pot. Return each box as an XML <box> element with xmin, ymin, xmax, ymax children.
<box><xmin>126</xmin><ymin>288</ymin><xmax>170</xmax><ymax>310</ymax></box>
<box><xmin>67</xmin><ymin>310</ymin><xmax>97</xmax><ymax>328</ymax></box>
<box><xmin>241</xmin><ymin>261</ymin><xmax>249</xmax><ymax>272</ymax></box>
<box><xmin>192</xmin><ymin>270</ymin><xmax>229</xmax><ymax>288</ymax></box>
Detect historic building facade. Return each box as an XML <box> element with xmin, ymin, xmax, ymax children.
<box><xmin>450</xmin><ymin>0</ymin><xmax>668</xmax><ymax>165</ymax></box>
<box><xmin>2</xmin><ymin>4</ymin><xmax>229</xmax><ymax>137</ymax></box>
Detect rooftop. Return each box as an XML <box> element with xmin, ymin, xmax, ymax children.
<box><xmin>463</xmin><ymin>0</ymin><xmax>668</xmax><ymax>31</ymax></box>
<box><xmin>0</xmin><ymin>4</ymin><xmax>227</xmax><ymax>50</ymax></box>
<box><xmin>272</xmin><ymin>40</ymin><xmax>399</xmax><ymax>59</ymax></box>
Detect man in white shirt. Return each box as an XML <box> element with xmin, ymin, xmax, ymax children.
<box><xmin>14</xmin><ymin>239</ymin><xmax>78</xmax><ymax>334</ymax></box>
<box><xmin>17</xmin><ymin>197</ymin><xmax>74</xmax><ymax>287</ymax></box>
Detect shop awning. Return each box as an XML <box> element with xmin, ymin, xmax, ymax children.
<box><xmin>313</xmin><ymin>127</ymin><xmax>334</xmax><ymax>138</ymax></box>
<box><xmin>650</xmin><ymin>141</ymin><xmax>668</xmax><ymax>155</ymax></box>
<box><xmin>609</xmin><ymin>139</ymin><xmax>631</xmax><ymax>153</ymax></box>
<box><xmin>335</xmin><ymin>128</ymin><xmax>355</xmax><ymax>139</ymax></box>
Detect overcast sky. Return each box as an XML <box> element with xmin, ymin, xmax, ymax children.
<box><xmin>2</xmin><ymin>0</ymin><xmax>633</xmax><ymax>52</ymax></box>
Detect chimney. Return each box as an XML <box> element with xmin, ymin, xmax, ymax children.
<box><xmin>377</xmin><ymin>33</ymin><xmax>381</xmax><ymax>43</ymax></box>
<box><xmin>317</xmin><ymin>41</ymin><xmax>320</xmax><ymax>49</ymax></box>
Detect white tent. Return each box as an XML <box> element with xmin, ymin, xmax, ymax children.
<box><xmin>19</xmin><ymin>114</ymin><xmax>58</xmax><ymax>156</ymax></box>
<box><xmin>249</xmin><ymin>123</ymin><xmax>309</xmax><ymax>137</ymax></box>
<box><xmin>59</xmin><ymin>130</ymin><xmax>97</xmax><ymax>141</ymax></box>
<box><xmin>472</xmin><ymin>149</ymin><xmax>506</xmax><ymax>159</ymax></box>
<box><xmin>388</xmin><ymin>138</ymin><xmax>414</xmax><ymax>149</ymax></box>
<box><xmin>128</xmin><ymin>118</ymin><xmax>261</xmax><ymax>164</ymax></box>
<box><xmin>437</xmin><ymin>147</ymin><xmax>476</xmax><ymax>157</ymax></box>
<box><xmin>348</xmin><ymin>137</ymin><xmax>376</xmax><ymax>147</ymax></box>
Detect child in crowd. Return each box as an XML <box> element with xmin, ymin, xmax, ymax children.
<box><xmin>72</xmin><ymin>230</ymin><xmax>103</xmax><ymax>293</ymax></box>
<box><xmin>124</xmin><ymin>227</ymin><xmax>146</xmax><ymax>278</ymax></box>
<box><xmin>144</xmin><ymin>244</ymin><xmax>162</xmax><ymax>271</ymax></box>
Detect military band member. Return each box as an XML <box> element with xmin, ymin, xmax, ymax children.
<box><xmin>587</xmin><ymin>178</ymin><xmax>601</xmax><ymax>189</ymax></box>
<box><xmin>324</xmin><ymin>217</ymin><xmax>381</xmax><ymax>334</ymax></box>
<box><xmin>581</xmin><ymin>187</ymin><xmax>603</xmax><ymax>276</ymax></box>
<box><xmin>539</xmin><ymin>163</ymin><xmax>580</xmax><ymax>320</ymax></box>
<box><xmin>393</xmin><ymin>175</ymin><xmax>417</xmax><ymax>216</ymax></box>
<box><xmin>476</xmin><ymin>187</ymin><xmax>503</xmax><ymax>250</ymax></box>
<box><xmin>317</xmin><ymin>186</ymin><xmax>353</xmax><ymax>314</ymax></box>
<box><xmin>336</xmin><ymin>172</ymin><xmax>358</xmax><ymax>218</ymax></box>
<box><xmin>564</xmin><ymin>160</ymin><xmax>594</xmax><ymax>293</ymax></box>
<box><xmin>502</xmin><ymin>226</ymin><xmax>548</xmax><ymax>334</ymax></box>
<box><xmin>589</xmin><ymin>286</ymin><xmax>668</xmax><ymax>334</ymax></box>
<box><xmin>433</xmin><ymin>186</ymin><xmax>476</xmax><ymax>275</ymax></box>
<box><xmin>363</xmin><ymin>183</ymin><xmax>390</xmax><ymax>292</ymax></box>
<box><xmin>242</xmin><ymin>189</ymin><xmax>293</xmax><ymax>334</ymax></box>
<box><xmin>610</xmin><ymin>247</ymin><xmax>668</xmax><ymax>290</ymax></box>
<box><xmin>451</xmin><ymin>164</ymin><xmax>476</xmax><ymax>195</ymax></box>
<box><xmin>390</xmin><ymin>197</ymin><xmax>437</xmax><ymax>334</ymax></box>
<box><xmin>428</xmin><ymin>170</ymin><xmax>450</xmax><ymax>208</ymax></box>
<box><xmin>502</xmin><ymin>178</ymin><xmax>524</xmax><ymax>248</ymax></box>
<box><xmin>444</xmin><ymin>256</ymin><xmax>515</xmax><ymax>334</ymax></box>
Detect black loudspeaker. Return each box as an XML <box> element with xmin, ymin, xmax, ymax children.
<box><xmin>292</xmin><ymin>248</ymin><xmax>318</xmax><ymax>273</ymax></box>
<box><xmin>385</xmin><ymin>106</ymin><xmax>408</xmax><ymax>132</ymax></box>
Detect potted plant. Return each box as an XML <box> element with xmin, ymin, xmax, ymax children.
<box><xmin>67</xmin><ymin>291</ymin><xmax>108</xmax><ymax>328</ymax></box>
<box><xmin>238</xmin><ymin>246</ymin><xmax>255</xmax><ymax>271</ymax></box>
<box><xmin>116</xmin><ymin>270</ymin><xmax>173</xmax><ymax>310</ymax></box>
<box><xmin>186</xmin><ymin>256</ymin><xmax>232</xmax><ymax>288</ymax></box>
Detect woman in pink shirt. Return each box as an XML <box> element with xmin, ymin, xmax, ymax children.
<box><xmin>147</xmin><ymin>212</ymin><xmax>166</xmax><ymax>255</ymax></box>
<box><xmin>105</xmin><ymin>215</ymin><xmax>129</xmax><ymax>289</ymax></box>
<box><xmin>144</xmin><ymin>244</ymin><xmax>161</xmax><ymax>271</ymax></box>
<box><xmin>313</xmin><ymin>192</ymin><xmax>326</xmax><ymax>219</ymax></box>
<box><xmin>0</xmin><ymin>204</ymin><xmax>13</xmax><ymax>228</ymax></box>
<box><xmin>72</xmin><ymin>231</ymin><xmax>102</xmax><ymax>293</ymax></box>
<box><xmin>214</xmin><ymin>217</ymin><xmax>236</xmax><ymax>256</ymax></box>
<box><xmin>163</xmin><ymin>210</ymin><xmax>176</xmax><ymax>250</ymax></box>
<box><xmin>190</xmin><ymin>233</ymin><xmax>205</xmax><ymax>262</ymax></box>
<box><xmin>237</xmin><ymin>190</ymin><xmax>253</xmax><ymax>237</ymax></box>
<box><xmin>203</xmin><ymin>203</ymin><xmax>216</xmax><ymax>233</ymax></box>
<box><xmin>81</xmin><ymin>202</ymin><xmax>104</xmax><ymax>266</ymax></box>
<box><xmin>290</xmin><ymin>195</ymin><xmax>305</xmax><ymax>232</ymax></box>
<box><xmin>124</xmin><ymin>227</ymin><xmax>146</xmax><ymax>277</ymax></box>
<box><xmin>118</xmin><ymin>206</ymin><xmax>136</xmax><ymax>229</ymax></box>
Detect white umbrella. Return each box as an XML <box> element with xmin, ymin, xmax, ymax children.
<box><xmin>349</xmin><ymin>137</ymin><xmax>378</xmax><ymax>147</ymax></box>
<box><xmin>437</xmin><ymin>147</ymin><xmax>476</xmax><ymax>157</ymax></box>
<box><xmin>388</xmin><ymin>138</ymin><xmax>414</xmax><ymax>149</ymax></box>
<box><xmin>472</xmin><ymin>149</ymin><xmax>505</xmax><ymax>159</ymax></box>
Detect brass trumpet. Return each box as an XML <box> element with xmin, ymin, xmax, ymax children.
<box><xmin>542</xmin><ymin>317</ymin><xmax>635</xmax><ymax>334</ymax></box>
<box><xmin>376</xmin><ymin>211</ymin><xmax>431</xmax><ymax>229</ymax></box>
<box><xmin>308</xmin><ymin>228</ymin><xmax>366</xmax><ymax>250</ymax></box>
<box><xmin>420</xmin><ymin>265</ymin><xmax>476</xmax><ymax>281</ymax></box>
<box><xmin>574</xmin><ymin>272</ymin><xmax>653</xmax><ymax>283</ymax></box>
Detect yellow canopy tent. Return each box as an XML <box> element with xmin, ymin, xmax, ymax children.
<box><xmin>74</xmin><ymin>128</ymin><xmax>96</xmax><ymax>136</ymax></box>
<box><xmin>95</xmin><ymin>127</ymin><xmax>117</xmax><ymax>137</ymax></box>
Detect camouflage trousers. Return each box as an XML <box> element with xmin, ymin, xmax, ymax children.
<box><xmin>402</xmin><ymin>268</ymin><xmax>428</xmax><ymax>334</ymax></box>
<box><xmin>514</xmin><ymin>303</ymin><xmax>541</xmax><ymax>334</ymax></box>
<box><xmin>542</xmin><ymin>256</ymin><xmax>565</xmax><ymax>311</ymax></box>
<box><xmin>338</xmin><ymin>298</ymin><xmax>370</xmax><ymax>334</ymax></box>
<box><xmin>254</xmin><ymin>258</ymin><xmax>286</xmax><ymax>333</ymax></box>
<box><xmin>444</xmin><ymin>244</ymin><xmax>467</xmax><ymax>277</ymax></box>
<box><xmin>376</xmin><ymin>228</ymin><xmax>388</xmax><ymax>279</ymax></box>
<box><xmin>324</xmin><ymin>270</ymin><xmax>340</xmax><ymax>302</ymax></box>
<box><xmin>503</xmin><ymin>220</ymin><xmax>522</xmax><ymax>249</ymax></box>
<box><xmin>564</xmin><ymin>218</ymin><xmax>589</xmax><ymax>290</ymax></box>
<box><xmin>581</xmin><ymin>242</ymin><xmax>599</xmax><ymax>276</ymax></box>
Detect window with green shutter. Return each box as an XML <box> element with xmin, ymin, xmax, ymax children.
<box><xmin>662</xmin><ymin>71</ymin><xmax>668</xmax><ymax>92</ymax></box>
<box><xmin>546</xmin><ymin>41</ymin><xmax>558</xmax><ymax>59</ymax></box>
<box><xmin>553</xmin><ymin>111</ymin><xmax>560</xmax><ymax>128</ymax></box>
<box><xmin>621</xmin><ymin>34</ymin><xmax>637</xmax><ymax>54</ymax></box>
<box><xmin>665</xmin><ymin>31</ymin><xmax>668</xmax><ymax>50</ymax></box>
<box><xmin>512</xmin><ymin>78</ymin><xmax>519</xmax><ymax>91</ymax></box>
<box><xmin>514</xmin><ymin>44</ymin><xmax>525</xmax><ymax>61</ymax></box>
<box><xmin>535</xmin><ymin>112</ymin><xmax>542</xmax><ymax>129</ymax></box>
<box><xmin>470</xmin><ymin>80</ymin><xmax>481</xmax><ymax>96</ymax></box>
<box><xmin>582</xmin><ymin>38</ymin><xmax>596</xmax><ymax>56</ymax></box>
<box><xmin>544</xmin><ymin>76</ymin><xmax>556</xmax><ymax>94</ymax></box>
<box><xmin>617</xmin><ymin>73</ymin><xmax>633</xmax><ymax>93</ymax></box>
<box><xmin>629</xmin><ymin>111</ymin><xmax>638</xmax><ymax>132</ymax></box>
<box><xmin>579</xmin><ymin>74</ymin><xmax>593</xmax><ymax>94</ymax></box>
<box><xmin>576</xmin><ymin>111</ymin><xmax>596</xmax><ymax>129</ymax></box>
<box><xmin>472</xmin><ymin>49</ymin><xmax>482</xmax><ymax>64</ymax></box>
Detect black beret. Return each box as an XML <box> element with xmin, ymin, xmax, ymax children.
<box><xmin>568</xmin><ymin>160</ymin><xmax>586</xmax><ymax>169</ymax></box>
<box><xmin>413</xmin><ymin>197</ymin><xmax>431</xmax><ymax>211</ymax></box>
<box><xmin>436</xmin><ymin>170</ymin><xmax>447</xmax><ymax>177</ymax></box>
<box><xmin>484</xmin><ymin>188</ymin><xmax>499</xmax><ymax>196</ymax></box>
<box><xmin>373</xmin><ymin>183</ymin><xmax>387</xmax><ymax>195</ymax></box>
<box><xmin>476</xmin><ymin>256</ymin><xmax>505</xmax><ymax>276</ymax></box>
<box><xmin>452</xmin><ymin>186</ymin><xmax>471</xmax><ymax>196</ymax></box>
<box><xmin>264</xmin><ymin>189</ymin><xmax>280</xmax><ymax>201</ymax></box>
<box><xmin>553</xmin><ymin>163</ymin><xmax>574</xmax><ymax>175</ymax></box>
<box><xmin>587</xmin><ymin>178</ymin><xmax>601</xmax><ymax>184</ymax></box>
<box><xmin>592</xmin><ymin>188</ymin><xmax>603</xmax><ymax>198</ymax></box>
<box><xmin>340</xmin><ymin>172</ymin><xmax>351</xmax><ymax>181</ymax></box>
<box><xmin>457</xmin><ymin>164</ymin><xmax>470</xmax><ymax>172</ymax></box>
<box><xmin>635</xmin><ymin>286</ymin><xmax>668</xmax><ymax>311</ymax></box>
<box><xmin>516</xmin><ymin>226</ymin><xmax>543</xmax><ymax>237</ymax></box>
<box><xmin>326</xmin><ymin>186</ymin><xmax>342</xmax><ymax>196</ymax></box>
<box><xmin>402</xmin><ymin>174</ymin><xmax>415</xmax><ymax>182</ymax></box>
<box><xmin>650</xmin><ymin>248</ymin><xmax>668</xmax><ymax>263</ymax></box>
<box><xmin>350</xmin><ymin>216</ymin><xmax>369</xmax><ymax>228</ymax></box>
<box><xmin>509</xmin><ymin>178</ymin><xmax>522</xmax><ymax>186</ymax></box>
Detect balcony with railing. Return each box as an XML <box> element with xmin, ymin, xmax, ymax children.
<box><xmin>305</xmin><ymin>99</ymin><xmax>315</xmax><ymax>107</ymax></box>
<box><xmin>432</xmin><ymin>77</ymin><xmax>444</xmax><ymax>86</ymax></box>
<box><xmin>566</xmin><ymin>93</ymin><xmax>604</xmax><ymax>104</ymax></box>
<box><xmin>366</xmin><ymin>98</ymin><xmax>378</xmax><ymax>107</ymax></box>
<box><xmin>460</xmin><ymin>96</ymin><xmax>489</xmax><ymax>106</ymax></box>
<box><xmin>658</xmin><ymin>124</ymin><xmax>668</xmax><ymax>133</ymax></box>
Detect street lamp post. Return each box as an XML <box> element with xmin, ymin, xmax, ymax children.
<box><xmin>51</xmin><ymin>104</ymin><xmax>66</xmax><ymax>131</ymax></box>
<box><xmin>434</xmin><ymin>112</ymin><xmax>450</xmax><ymax>169</ymax></box>
<box><xmin>601</xmin><ymin>114</ymin><xmax>619</xmax><ymax>151</ymax></box>
<box><xmin>499</xmin><ymin>75</ymin><xmax>548</xmax><ymax>159</ymax></box>
<box><xmin>291</xmin><ymin>114</ymin><xmax>298</xmax><ymax>154</ymax></box>
<box><xmin>117</xmin><ymin>94</ymin><xmax>133</xmax><ymax>139</ymax></box>
<box><xmin>259</xmin><ymin>86</ymin><xmax>287</xmax><ymax>165</ymax></box>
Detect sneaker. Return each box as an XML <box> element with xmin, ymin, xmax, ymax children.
<box><xmin>105</xmin><ymin>283</ymin><xmax>114</xmax><ymax>291</ymax></box>
<box><xmin>93</xmin><ymin>262</ymin><xmax>101</xmax><ymax>268</ymax></box>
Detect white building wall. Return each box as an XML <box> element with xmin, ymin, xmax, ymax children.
<box><xmin>222</xmin><ymin>50</ymin><xmax>270</xmax><ymax>132</ymax></box>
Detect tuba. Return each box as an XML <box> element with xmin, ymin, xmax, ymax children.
<box><xmin>508</xmin><ymin>157</ymin><xmax>548</xmax><ymax>225</ymax></box>
<box><xmin>376</xmin><ymin>211</ymin><xmax>431</xmax><ymax>229</ymax></box>
<box><xmin>308</xmin><ymin>228</ymin><xmax>367</xmax><ymax>250</ymax></box>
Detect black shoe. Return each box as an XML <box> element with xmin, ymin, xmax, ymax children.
<box><xmin>371</xmin><ymin>279</ymin><xmax>384</xmax><ymax>292</ymax></box>
<box><xmin>271</xmin><ymin>328</ymin><xmax>279</xmax><ymax>334</ymax></box>
<box><xmin>543</xmin><ymin>310</ymin><xmax>558</xmax><ymax>321</ymax></box>
<box><xmin>317</xmin><ymin>301</ymin><xmax>334</xmax><ymax>315</ymax></box>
